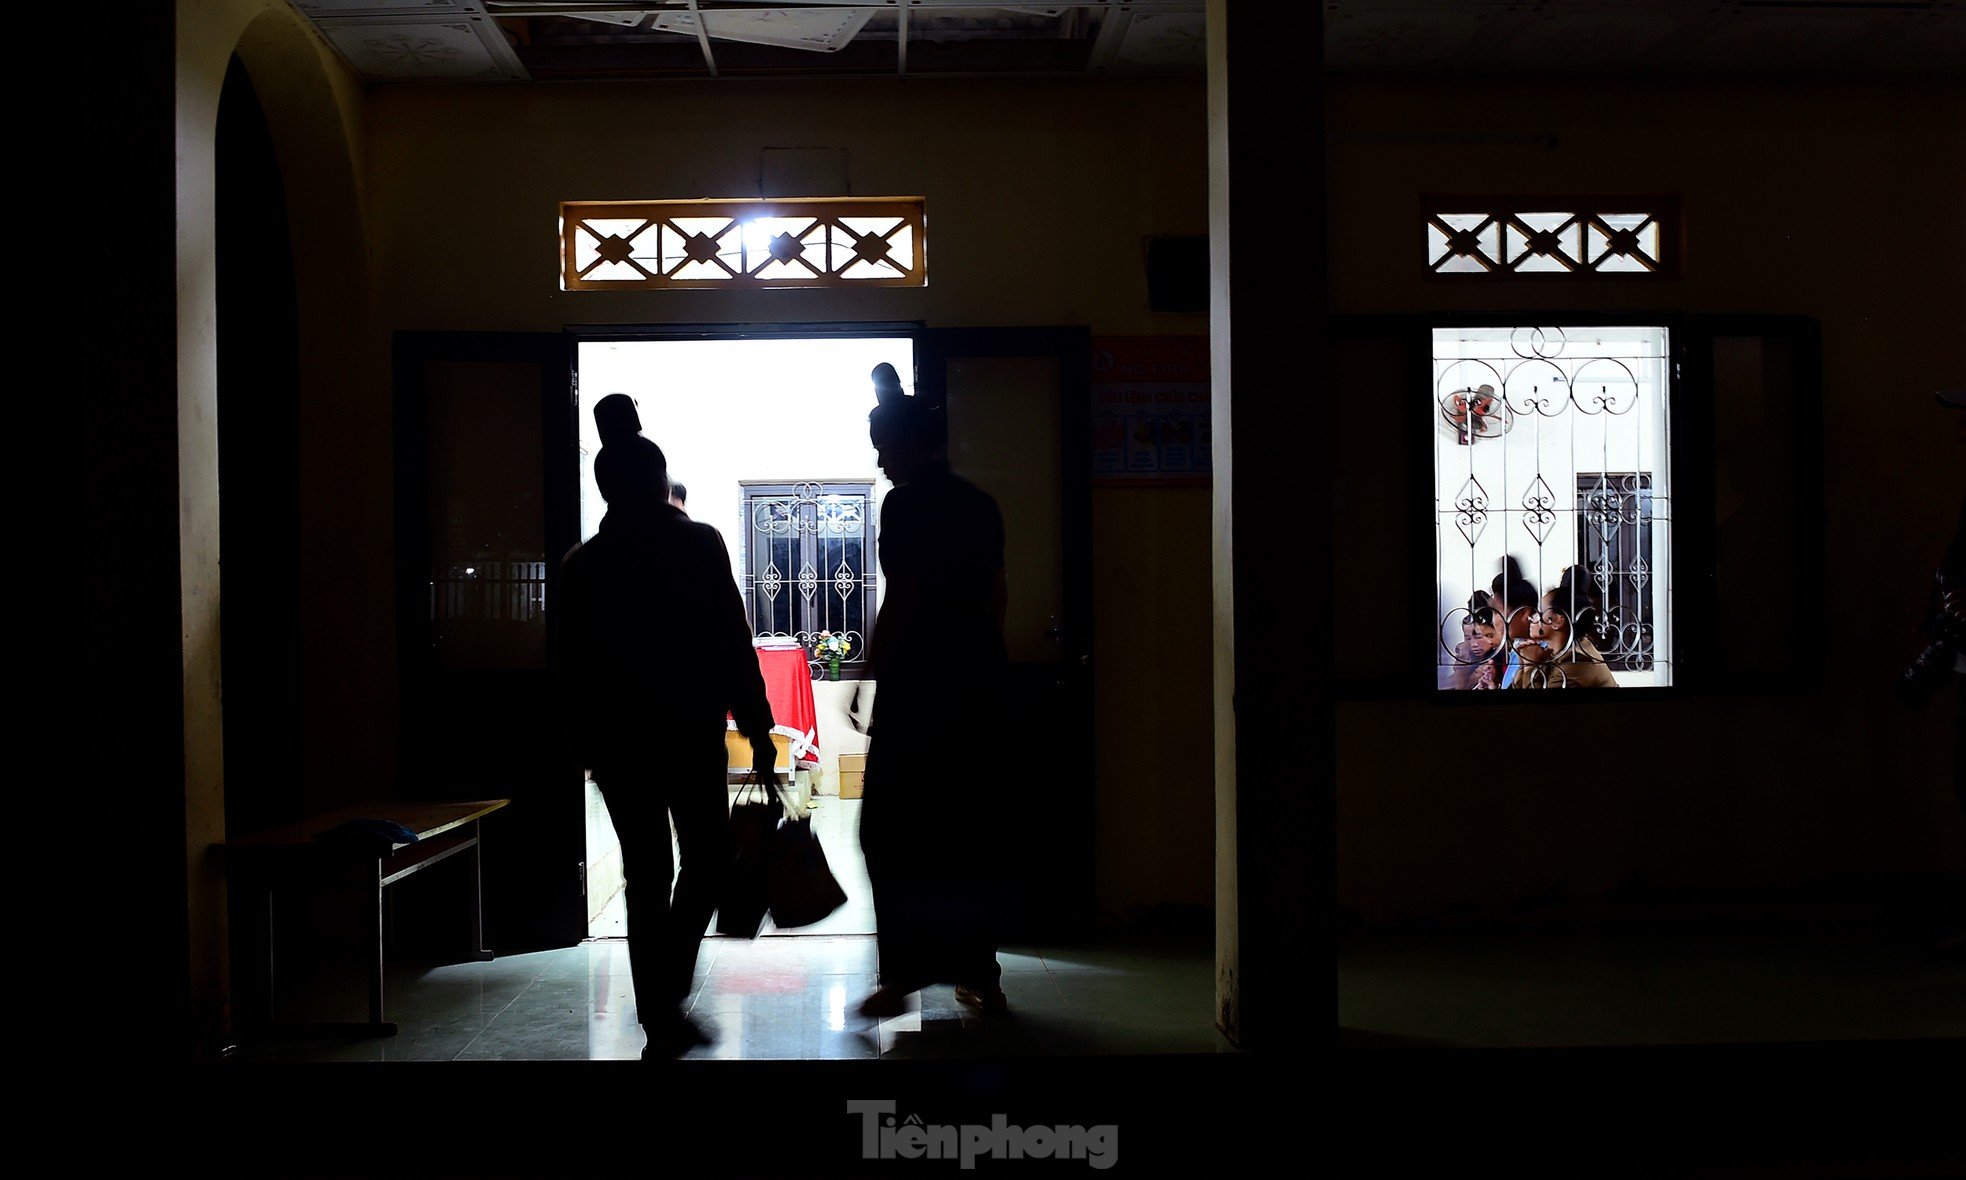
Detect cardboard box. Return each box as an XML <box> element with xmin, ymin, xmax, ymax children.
<box><xmin>838</xmin><ymin>752</ymin><xmax>867</xmax><ymax>799</ymax></box>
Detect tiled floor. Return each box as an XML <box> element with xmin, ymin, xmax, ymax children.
<box><xmin>587</xmin><ymin>795</ymin><xmax>875</xmax><ymax>940</ymax></box>
<box><xmin>245</xmin><ymin>918</ymin><xmax>1966</xmax><ymax>1062</ymax></box>
<box><xmin>1340</xmin><ymin>919</ymin><xmax>1966</xmax><ymax>1047</ymax></box>
<box><xmin>219</xmin><ymin>911</ymin><xmax>1965</xmax><ymax>1176</ymax></box>
<box><xmin>239</xmin><ymin>932</ymin><xmax>1234</xmax><ymax>1062</ymax></box>
<box><xmin>247</xmin><ymin>790</ymin><xmax>1227</xmax><ymax>1063</ymax></box>
<box><xmin>760</xmin><ymin>795</ymin><xmax>875</xmax><ymax>937</ymax></box>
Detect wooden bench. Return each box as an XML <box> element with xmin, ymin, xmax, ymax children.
<box><xmin>221</xmin><ymin>799</ymin><xmax>508</xmax><ymax>1038</ymax></box>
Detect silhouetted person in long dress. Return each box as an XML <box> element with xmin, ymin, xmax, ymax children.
<box><xmin>556</xmin><ymin>394</ymin><xmax>780</xmax><ymax>1055</ymax></box>
<box><xmin>856</xmin><ymin>364</ymin><xmax>1012</xmax><ymax>1017</ymax></box>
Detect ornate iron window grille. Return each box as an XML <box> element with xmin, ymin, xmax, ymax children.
<box><xmin>741</xmin><ymin>481</ymin><xmax>876</xmax><ymax>679</ymax></box>
<box><xmin>1434</xmin><ymin>325</ymin><xmax>1673</xmax><ymax>690</ymax></box>
<box><xmin>561</xmin><ymin>198</ymin><xmax>926</xmax><ymax>290</ymax></box>
<box><xmin>1576</xmin><ymin>472</ymin><xmax>1657</xmax><ymax>672</ymax></box>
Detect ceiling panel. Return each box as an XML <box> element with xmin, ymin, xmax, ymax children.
<box><xmin>1111</xmin><ymin>12</ymin><xmax>1206</xmax><ymax>71</ymax></box>
<box><xmin>316</xmin><ymin>13</ymin><xmax>528</xmax><ymax>80</ymax></box>
<box><xmin>287</xmin><ymin>1</ymin><xmax>1966</xmax><ymax>81</ymax></box>
<box><xmin>296</xmin><ymin>0</ymin><xmax>485</xmax><ymax>14</ymax></box>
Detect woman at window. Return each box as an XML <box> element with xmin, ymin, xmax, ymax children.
<box><xmin>1512</xmin><ymin>565</ymin><xmax>1620</xmax><ymax>689</ymax></box>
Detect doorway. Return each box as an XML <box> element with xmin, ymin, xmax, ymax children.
<box><xmin>393</xmin><ymin>323</ymin><xmax>1094</xmax><ymax>956</ymax></box>
<box><xmin>575</xmin><ymin>334</ymin><xmax>916</xmax><ymax>940</ymax></box>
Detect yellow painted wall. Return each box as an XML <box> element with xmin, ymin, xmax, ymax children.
<box><xmin>1327</xmin><ymin>78</ymin><xmax>1966</xmax><ymax>919</ymax></box>
<box><xmin>1092</xmin><ymin>486</ymin><xmax>1216</xmax><ymax>913</ymax></box>
<box><xmin>177</xmin><ymin>0</ymin><xmax>371</xmax><ymax>1044</ymax></box>
<box><xmin>364</xmin><ymin>76</ymin><xmax>1216</xmax><ymax>919</ymax></box>
<box><xmin>367</xmin><ymin>78</ymin><xmax>1204</xmax><ymax>333</ymax></box>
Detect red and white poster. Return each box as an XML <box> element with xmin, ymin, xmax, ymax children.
<box><xmin>1090</xmin><ymin>337</ymin><xmax>1211</xmax><ymax>485</ymax></box>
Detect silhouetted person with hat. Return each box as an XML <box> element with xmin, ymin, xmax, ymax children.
<box><xmin>854</xmin><ymin>364</ymin><xmax>1013</xmax><ymax>1018</ymax></box>
<box><xmin>556</xmin><ymin>393</ymin><xmax>780</xmax><ymax>1054</ymax></box>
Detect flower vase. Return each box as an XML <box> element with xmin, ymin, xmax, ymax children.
<box><xmin>827</xmin><ymin>659</ymin><xmax>841</xmax><ymax>682</ymax></box>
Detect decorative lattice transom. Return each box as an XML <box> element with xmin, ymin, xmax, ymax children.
<box><xmin>562</xmin><ymin>198</ymin><xmax>926</xmax><ymax>290</ymax></box>
<box><xmin>1423</xmin><ymin>198</ymin><xmax>1679</xmax><ymax>278</ymax></box>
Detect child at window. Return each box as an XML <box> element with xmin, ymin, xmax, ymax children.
<box><xmin>1444</xmin><ymin>593</ymin><xmax>1504</xmax><ymax>690</ymax></box>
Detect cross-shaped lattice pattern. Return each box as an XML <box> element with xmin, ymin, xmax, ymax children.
<box><xmin>564</xmin><ymin>199</ymin><xmax>927</xmax><ymax>290</ymax></box>
<box><xmin>1426</xmin><ymin>206</ymin><xmax>1670</xmax><ymax>276</ymax></box>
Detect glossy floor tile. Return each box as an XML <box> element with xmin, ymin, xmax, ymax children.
<box><xmin>1340</xmin><ymin>922</ymin><xmax>1966</xmax><ymax>1047</ymax></box>
<box><xmin>586</xmin><ymin>796</ymin><xmax>875</xmax><ymax>941</ymax></box>
<box><xmin>239</xmin><ymin>931</ymin><xmax>1233</xmax><ymax>1061</ymax></box>
<box><xmin>762</xmin><ymin>796</ymin><xmax>875</xmax><ymax>937</ymax></box>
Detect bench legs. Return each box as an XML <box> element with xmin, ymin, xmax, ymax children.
<box><xmin>244</xmin><ymin>863</ymin><xmax>398</xmax><ymax>1040</ymax></box>
<box><xmin>464</xmin><ymin>823</ymin><xmax>493</xmax><ymax>962</ymax></box>
<box><xmin>370</xmin><ymin>865</ymin><xmax>388</xmax><ymax>1031</ymax></box>
<box><xmin>240</xmin><ymin>823</ymin><xmax>502</xmax><ymax>1042</ymax></box>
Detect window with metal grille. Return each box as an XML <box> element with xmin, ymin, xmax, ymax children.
<box><xmin>430</xmin><ymin>559</ymin><xmax>547</xmax><ymax>654</ymax></box>
<box><xmin>1574</xmin><ymin>472</ymin><xmax>1658</xmax><ymax>674</ymax></box>
<box><xmin>1424</xmin><ymin>196</ymin><xmax>1679</xmax><ymax>277</ymax></box>
<box><xmin>562</xmin><ymin>198</ymin><xmax>926</xmax><ymax>290</ymax></box>
<box><xmin>741</xmin><ymin>481</ymin><xmax>877</xmax><ymax>677</ymax></box>
<box><xmin>1434</xmin><ymin>326</ymin><xmax>1673</xmax><ymax>690</ymax></box>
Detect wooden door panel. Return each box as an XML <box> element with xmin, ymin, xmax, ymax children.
<box><xmin>947</xmin><ymin>355</ymin><xmax>1067</xmax><ymax>666</ymax></box>
<box><xmin>924</xmin><ymin>327</ymin><xmax>1095</xmax><ymax>937</ymax></box>
<box><xmin>395</xmin><ymin>333</ymin><xmax>583</xmax><ymax>955</ymax></box>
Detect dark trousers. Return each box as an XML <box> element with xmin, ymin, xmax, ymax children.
<box><xmin>859</xmin><ymin>687</ymin><xmax>1005</xmax><ymax>993</ymax></box>
<box><xmin>592</xmin><ymin>743</ymin><xmax>732</xmax><ymax>1024</ymax></box>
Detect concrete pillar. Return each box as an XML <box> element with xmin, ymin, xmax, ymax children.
<box><xmin>1208</xmin><ymin>0</ymin><xmax>1329</xmax><ymax>1051</ymax></box>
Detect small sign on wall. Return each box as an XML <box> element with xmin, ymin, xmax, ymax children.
<box><xmin>1090</xmin><ymin>336</ymin><xmax>1211</xmax><ymax>486</ymax></box>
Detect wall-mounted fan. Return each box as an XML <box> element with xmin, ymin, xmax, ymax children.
<box><xmin>1440</xmin><ymin>383</ymin><xmax>1512</xmax><ymax>445</ymax></box>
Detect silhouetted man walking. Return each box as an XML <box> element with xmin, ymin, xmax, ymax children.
<box><xmin>556</xmin><ymin>395</ymin><xmax>779</xmax><ymax>1055</ymax></box>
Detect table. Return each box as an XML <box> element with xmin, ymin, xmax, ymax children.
<box><xmin>221</xmin><ymin>799</ymin><xmax>508</xmax><ymax>1037</ymax></box>
<box><xmin>730</xmin><ymin>644</ymin><xmax>821</xmax><ymax>769</ymax></box>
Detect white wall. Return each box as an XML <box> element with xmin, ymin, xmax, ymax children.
<box><xmin>809</xmin><ymin>679</ymin><xmax>871</xmax><ymax>793</ymax></box>
<box><xmin>584</xmin><ymin>779</ymin><xmax>625</xmax><ymax>925</ymax></box>
<box><xmin>576</xmin><ymin>337</ymin><xmax>909</xmax><ymax>589</ymax></box>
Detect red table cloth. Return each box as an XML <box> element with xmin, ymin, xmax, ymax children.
<box><xmin>729</xmin><ymin>643</ymin><xmax>820</xmax><ymax>766</ymax></box>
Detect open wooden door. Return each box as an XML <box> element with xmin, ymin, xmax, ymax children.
<box><xmin>916</xmin><ymin>326</ymin><xmax>1097</xmax><ymax>938</ymax></box>
<box><xmin>394</xmin><ymin>331</ymin><xmax>585</xmax><ymax>955</ymax></box>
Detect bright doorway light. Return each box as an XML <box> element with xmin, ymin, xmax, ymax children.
<box><xmin>573</xmin><ymin>333</ymin><xmax>910</xmax><ymax>942</ymax></box>
<box><xmin>576</xmin><ymin>336</ymin><xmax>913</xmax><ymax>558</ymax></box>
